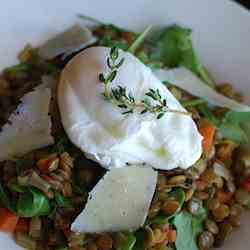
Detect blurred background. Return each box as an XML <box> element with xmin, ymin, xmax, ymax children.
<box><xmin>236</xmin><ymin>0</ymin><xmax>250</xmax><ymax>8</ymax></box>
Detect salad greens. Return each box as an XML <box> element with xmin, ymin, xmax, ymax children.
<box><xmin>199</xmin><ymin>105</ymin><xmax>250</xmax><ymax>143</ymax></box>
<box><xmin>17</xmin><ymin>187</ymin><xmax>51</xmax><ymax>217</ymax></box>
<box><xmin>173</xmin><ymin>211</ymin><xmax>206</xmax><ymax>250</ymax></box>
<box><xmin>150</xmin><ymin>25</ymin><xmax>214</xmax><ymax>86</ymax></box>
<box><xmin>1</xmin><ymin>179</ymin><xmax>51</xmax><ymax>217</ymax></box>
<box><xmin>117</xmin><ymin>232</ymin><xmax>137</xmax><ymax>250</ymax></box>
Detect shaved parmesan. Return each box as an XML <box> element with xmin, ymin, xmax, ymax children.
<box><xmin>154</xmin><ymin>67</ymin><xmax>250</xmax><ymax>112</ymax></box>
<box><xmin>0</xmin><ymin>84</ymin><xmax>54</xmax><ymax>161</ymax></box>
<box><xmin>71</xmin><ymin>166</ymin><xmax>157</xmax><ymax>233</ymax></box>
<box><xmin>38</xmin><ymin>25</ymin><xmax>96</xmax><ymax>59</ymax></box>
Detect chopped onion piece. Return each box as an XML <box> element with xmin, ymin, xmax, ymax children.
<box><xmin>38</xmin><ymin>25</ymin><xmax>96</xmax><ymax>59</ymax></box>
<box><xmin>154</xmin><ymin>67</ymin><xmax>250</xmax><ymax>112</ymax></box>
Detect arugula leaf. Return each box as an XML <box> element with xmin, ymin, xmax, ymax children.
<box><xmin>199</xmin><ymin>106</ymin><xmax>250</xmax><ymax>144</ymax></box>
<box><xmin>224</xmin><ymin>111</ymin><xmax>250</xmax><ymax>125</ymax></box>
<box><xmin>173</xmin><ymin>211</ymin><xmax>205</xmax><ymax>250</ymax></box>
<box><xmin>54</xmin><ymin>191</ymin><xmax>72</xmax><ymax>208</ymax></box>
<box><xmin>17</xmin><ymin>187</ymin><xmax>51</xmax><ymax>217</ymax></box>
<box><xmin>221</xmin><ymin>111</ymin><xmax>250</xmax><ymax>144</ymax></box>
<box><xmin>150</xmin><ymin>25</ymin><xmax>214</xmax><ymax>86</ymax></box>
<box><xmin>220</xmin><ymin>122</ymin><xmax>248</xmax><ymax>144</ymax></box>
<box><xmin>4</xmin><ymin>63</ymin><xmax>32</xmax><ymax>75</ymax></box>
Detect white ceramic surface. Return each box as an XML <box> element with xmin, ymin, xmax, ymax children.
<box><xmin>0</xmin><ymin>0</ymin><xmax>250</xmax><ymax>249</ymax></box>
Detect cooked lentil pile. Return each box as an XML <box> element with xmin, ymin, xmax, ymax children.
<box><xmin>0</xmin><ymin>22</ymin><xmax>250</xmax><ymax>250</ymax></box>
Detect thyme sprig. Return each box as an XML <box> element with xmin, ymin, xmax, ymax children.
<box><xmin>99</xmin><ymin>47</ymin><xmax>125</xmax><ymax>98</ymax></box>
<box><xmin>99</xmin><ymin>47</ymin><xmax>189</xmax><ymax>119</ymax></box>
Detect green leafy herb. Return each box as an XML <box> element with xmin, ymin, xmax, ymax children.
<box><xmin>150</xmin><ymin>25</ymin><xmax>214</xmax><ymax>86</ymax></box>
<box><xmin>17</xmin><ymin>187</ymin><xmax>51</xmax><ymax>217</ymax></box>
<box><xmin>221</xmin><ymin>111</ymin><xmax>250</xmax><ymax>143</ymax></box>
<box><xmin>117</xmin><ymin>232</ymin><xmax>136</xmax><ymax>250</ymax></box>
<box><xmin>54</xmin><ymin>191</ymin><xmax>72</xmax><ymax>208</ymax></box>
<box><xmin>100</xmin><ymin>47</ymin><xmax>189</xmax><ymax>119</ymax></box>
<box><xmin>4</xmin><ymin>62</ymin><xmax>32</xmax><ymax>75</ymax></box>
<box><xmin>199</xmin><ymin>106</ymin><xmax>250</xmax><ymax>144</ymax></box>
<box><xmin>99</xmin><ymin>46</ymin><xmax>125</xmax><ymax>98</ymax></box>
<box><xmin>128</xmin><ymin>25</ymin><xmax>152</xmax><ymax>54</ymax></box>
<box><xmin>173</xmin><ymin>211</ymin><xmax>205</xmax><ymax>250</ymax></box>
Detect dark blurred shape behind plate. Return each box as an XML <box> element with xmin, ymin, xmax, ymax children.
<box><xmin>236</xmin><ymin>0</ymin><xmax>250</xmax><ymax>9</ymax></box>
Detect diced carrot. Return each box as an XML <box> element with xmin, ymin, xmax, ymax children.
<box><xmin>216</xmin><ymin>190</ymin><xmax>233</xmax><ymax>203</ymax></box>
<box><xmin>37</xmin><ymin>154</ymin><xmax>57</xmax><ymax>173</ymax></box>
<box><xmin>37</xmin><ymin>158</ymin><xmax>51</xmax><ymax>172</ymax></box>
<box><xmin>15</xmin><ymin>218</ymin><xmax>29</xmax><ymax>234</ymax></box>
<box><xmin>195</xmin><ymin>178</ymin><xmax>207</xmax><ymax>191</ymax></box>
<box><xmin>242</xmin><ymin>178</ymin><xmax>250</xmax><ymax>192</ymax></box>
<box><xmin>0</xmin><ymin>208</ymin><xmax>19</xmax><ymax>233</ymax></box>
<box><xmin>167</xmin><ymin>229</ymin><xmax>176</xmax><ymax>243</ymax></box>
<box><xmin>199</xmin><ymin>121</ymin><xmax>216</xmax><ymax>154</ymax></box>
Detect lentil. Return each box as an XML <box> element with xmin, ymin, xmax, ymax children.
<box><xmin>185</xmin><ymin>188</ymin><xmax>194</xmax><ymax>202</ymax></box>
<box><xmin>212</xmin><ymin>204</ymin><xmax>230</xmax><ymax>222</ymax></box>
<box><xmin>235</xmin><ymin>189</ymin><xmax>250</xmax><ymax>205</ymax></box>
<box><xmin>161</xmin><ymin>200</ymin><xmax>179</xmax><ymax>215</ymax></box>
<box><xmin>205</xmin><ymin>219</ymin><xmax>219</xmax><ymax>235</ymax></box>
<box><xmin>198</xmin><ymin>231</ymin><xmax>214</xmax><ymax>250</ymax></box>
<box><xmin>167</xmin><ymin>175</ymin><xmax>186</xmax><ymax>185</ymax></box>
<box><xmin>206</xmin><ymin>198</ymin><xmax>220</xmax><ymax>211</ymax></box>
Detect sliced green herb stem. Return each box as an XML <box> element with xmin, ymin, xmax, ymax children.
<box><xmin>128</xmin><ymin>25</ymin><xmax>153</xmax><ymax>53</ymax></box>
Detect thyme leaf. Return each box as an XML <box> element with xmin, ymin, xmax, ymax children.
<box><xmin>100</xmin><ymin>46</ymin><xmax>189</xmax><ymax>119</ymax></box>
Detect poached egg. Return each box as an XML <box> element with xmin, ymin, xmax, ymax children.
<box><xmin>58</xmin><ymin>46</ymin><xmax>202</xmax><ymax>170</ymax></box>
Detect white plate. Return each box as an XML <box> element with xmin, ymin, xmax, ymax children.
<box><xmin>0</xmin><ymin>0</ymin><xmax>250</xmax><ymax>249</ymax></box>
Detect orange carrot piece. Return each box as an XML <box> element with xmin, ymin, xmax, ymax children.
<box><xmin>199</xmin><ymin>121</ymin><xmax>216</xmax><ymax>154</ymax></box>
<box><xmin>0</xmin><ymin>208</ymin><xmax>19</xmax><ymax>233</ymax></box>
<box><xmin>167</xmin><ymin>229</ymin><xmax>177</xmax><ymax>243</ymax></box>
